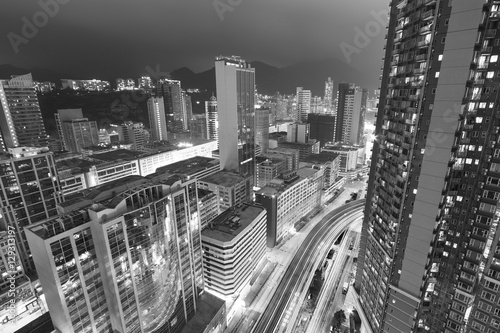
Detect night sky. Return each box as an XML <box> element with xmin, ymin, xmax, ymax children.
<box><xmin>1</xmin><ymin>0</ymin><xmax>389</xmax><ymax>80</ymax></box>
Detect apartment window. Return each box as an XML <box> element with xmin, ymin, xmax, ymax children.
<box><xmin>491</xmin><ymin>55</ymin><xmax>499</xmax><ymax>63</ymax></box>
<box><xmin>438</xmin><ymin>54</ymin><xmax>443</xmax><ymax>61</ymax></box>
<box><xmin>441</xmin><ymin>37</ymin><xmax>446</xmax><ymax>44</ymax></box>
<box><xmin>487</xmin><ymin>71</ymin><xmax>495</xmax><ymax>78</ymax></box>
<box><xmin>435</xmin><ymin>72</ymin><xmax>440</xmax><ymax>78</ymax></box>
<box><xmin>432</xmin><ymin>88</ymin><xmax>437</xmax><ymax>94</ymax></box>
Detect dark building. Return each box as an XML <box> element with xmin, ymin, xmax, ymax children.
<box><xmin>307</xmin><ymin>114</ymin><xmax>336</xmax><ymax>147</ymax></box>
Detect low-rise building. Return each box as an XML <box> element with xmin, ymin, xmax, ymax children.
<box><xmin>277</xmin><ymin>140</ymin><xmax>320</xmax><ymax>162</ymax></box>
<box><xmin>322</xmin><ymin>144</ymin><xmax>361</xmax><ymax>172</ymax></box>
<box><xmin>255</xmin><ymin>158</ymin><xmax>286</xmax><ymax>188</ymax></box>
<box><xmin>198</xmin><ymin>171</ymin><xmax>251</xmax><ymax>213</ymax></box>
<box><xmin>255</xmin><ymin>167</ymin><xmax>323</xmax><ymax>247</ymax></box>
<box><xmin>201</xmin><ymin>204</ymin><xmax>266</xmax><ymax>298</ymax></box>
<box><xmin>300</xmin><ymin>152</ymin><xmax>341</xmax><ymax>190</ymax></box>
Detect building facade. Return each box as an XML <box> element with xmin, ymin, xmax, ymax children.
<box><xmin>307</xmin><ymin>114</ymin><xmax>336</xmax><ymax>148</ymax></box>
<box><xmin>0</xmin><ymin>73</ymin><xmax>48</xmax><ymax>152</ymax></box>
<box><xmin>147</xmin><ymin>96</ymin><xmax>168</xmax><ymax>142</ymax></box>
<box><xmin>205</xmin><ymin>96</ymin><xmax>218</xmax><ymax>143</ymax></box>
<box><xmin>296</xmin><ymin>87</ymin><xmax>311</xmax><ymax>122</ymax></box>
<box><xmin>255</xmin><ymin>108</ymin><xmax>270</xmax><ymax>152</ymax></box>
<box><xmin>356</xmin><ymin>1</ymin><xmax>500</xmax><ymax>332</ymax></box>
<box><xmin>215</xmin><ymin>56</ymin><xmax>256</xmax><ymax>179</ymax></box>
<box><xmin>256</xmin><ymin>167</ymin><xmax>323</xmax><ymax>247</ymax></box>
<box><xmin>201</xmin><ymin>204</ymin><xmax>266</xmax><ymax>298</ymax></box>
<box><xmin>62</xmin><ymin>119</ymin><xmax>100</xmax><ymax>153</ymax></box>
<box><xmin>198</xmin><ymin>171</ymin><xmax>251</xmax><ymax>214</ymax></box>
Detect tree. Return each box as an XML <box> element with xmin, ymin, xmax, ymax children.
<box><xmin>333</xmin><ymin>309</ymin><xmax>347</xmax><ymax>329</ymax></box>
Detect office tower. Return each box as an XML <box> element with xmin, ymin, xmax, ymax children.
<box><xmin>0</xmin><ymin>73</ymin><xmax>48</xmax><ymax>152</ymax></box>
<box><xmin>255</xmin><ymin>108</ymin><xmax>270</xmax><ymax>152</ymax></box>
<box><xmin>121</xmin><ymin>121</ymin><xmax>148</xmax><ymax>150</ymax></box>
<box><xmin>55</xmin><ymin>108</ymin><xmax>84</xmax><ymax>151</ymax></box>
<box><xmin>307</xmin><ymin>113</ymin><xmax>336</xmax><ymax>147</ymax></box>
<box><xmin>25</xmin><ymin>175</ymin><xmax>213</xmax><ymax>333</ymax></box>
<box><xmin>206</xmin><ymin>95</ymin><xmax>218</xmax><ymax>143</ymax></box>
<box><xmin>296</xmin><ymin>87</ymin><xmax>311</xmax><ymax>122</ymax></box>
<box><xmin>287</xmin><ymin>123</ymin><xmax>310</xmax><ymax>144</ymax></box>
<box><xmin>198</xmin><ymin>189</ymin><xmax>218</xmax><ymax>230</ymax></box>
<box><xmin>61</xmin><ymin>118</ymin><xmax>99</xmax><ymax>153</ymax></box>
<box><xmin>0</xmin><ymin>147</ymin><xmax>63</xmax><ymax>272</ymax></box>
<box><xmin>156</xmin><ymin>78</ymin><xmax>183</xmax><ymax>131</ymax></box>
<box><xmin>147</xmin><ymin>96</ymin><xmax>168</xmax><ymax>142</ymax></box>
<box><xmin>336</xmin><ymin>83</ymin><xmax>366</xmax><ymax>145</ymax></box>
<box><xmin>215</xmin><ymin>56</ymin><xmax>255</xmax><ymax>178</ymax></box>
<box><xmin>356</xmin><ymin>1</ymin><xmax>500</xmax><ymax>332</ymax></box>
<box><xmin>256</xmin><ymin>167</ymin><xmax>323</xmax><ymax>247</ymax></box>
<box><xmin>201</xmin><ymin>204</ymin><xmax>266</xmax><ymax>298</ymax></box>
<box><xmin>324</xmin><ymin>77</ymin><xmax>334</xmax><ymax>114</ymax></box>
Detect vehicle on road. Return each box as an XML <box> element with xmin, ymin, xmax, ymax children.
<box><xmin>342</xmin><ymin>282</ymin><xmax>349</xmax><ymax>295</ymax></box>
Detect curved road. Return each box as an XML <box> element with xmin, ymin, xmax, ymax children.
<box><xmin>251</xmin><ymin>199</ymin><xmax>365</xmax><ymax>333</ymax></box>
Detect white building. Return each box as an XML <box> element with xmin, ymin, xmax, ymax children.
<box><xmin>201</xmin><ymin>204</ymin><xmax>266</xmax><ymax>298</ymax></box>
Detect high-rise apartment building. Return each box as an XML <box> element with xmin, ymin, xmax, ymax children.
<box><xmin>336</xmin><ymin>83</ymin><xmax>367</xmax><ymax>145</ymax></box>
<box><xmin>55</xmin><ymin>108</ymin><xmax>85</xmax><ymax>151</ymax></box>
<box><xmin>206</xmin><ymin>95</ymin><xmax>218</xmax><ymax>143</ymax></box>
<box><xmin>156</xmin><ymin>78</ymin><xmax>183</xmax><ymax>131</ymax></box>
<box><xmin>215</xmin><ymin>56</ymin><xmax>255</xmax><ymax>178</ymax></box>
<box><xmin>147</xmin><ymin>96</ymin><xmax>168</xmax><ymax>142</ymax></box>
<box><xmin>183</xmin><ymin>92</ymin><xmax>193</xmax><ymax>131</ymax></box>
<box><xmin>255</xmin><ymin>108</ymin><xmax>270</xmax><ymax>152</ymax></box>
<box><xmin>307</xmin><ymin>113</ymin><xmax>336</xmax><ymax>148</ymax></box>
<box><xmin>0</xmin><ymin>147</ymin><xmax>63</xmax><ymax>272</ymax></box>
<box><xmin>296</xmin><ymin>87</ymin><xmax>311</xmax><ymax>122</ymax></box>
<box><xmin>121</xmin><ymin>121</ymin><xmax>148</xmax><ymax>150</ymax></box>
<box><xmin>0</xmin><ymin>73</ymin><xmax>48</xmax><ymax>152</ymax></box>
<box><xmin>356</xmin><ymin>1</ymin><xmax>500</xmax><ymax>332</ymax></box>
<box><xmin>324</xmin><ymin>77</ymin><xmax>334</xmax><ymax>115</ymax></box>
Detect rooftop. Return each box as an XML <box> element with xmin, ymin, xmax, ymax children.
<box><xmin>180</xmin><ymin>293</ymin><xmax>225</xmax><ymax>333</ymax></box>
<box><xmin>55</xmin><ymin>158</ymin><xmax>99</xmax><ymax>174</ymax></box>
<box><xmin>200</xmin><ymin>170</ymin><xmax>248</xmax><ymax>188</ymax></box>
<box><xmin>155</xmin><ymin>156</ymin><xmax>219</xmax><ymax>177</ymax></box>
<box><xmin>201</xmin><ymin>204</ymin><xmax>265</xmax><ymax>243</ymax></box>
<box><xmin>91</xmin><ymin>149</ymin><xmax>144</xmax><ymax>162</ymax></box>
<box><xmin>257</xmin><ymin>167</ymin><xmax>321</xmax><ymax>196</ymax></box>
<box><xmin>302</xmin><ymin>152</ymin><xmax>340</xmax><ymax>164</ymax></box>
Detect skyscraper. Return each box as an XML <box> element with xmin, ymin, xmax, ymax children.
<box><xmin>0</xmin><ymin>73</ymin><xmax>48</xmax><ymax>152</ymax></box>
<box><xmin>147</xmin><ymin>96</ymin><xmax>168</xmax><ymax>142</ymax></box>
<box><xmin>356</xmin><ymin>1</ymin><xmax>500</xmax><ymax>332</ymax></box>
<box><xmin>215</xmin><ymin>56</ymin><xmax>255</xmax><ymax>178</ymax></box>
<box><xmin>324</xmin><ymin>77</ymin><xmax>334</xmax><ymax>114</ymax></box>
<box><xmin>61</xmin><ymin>118</ymin><xmax>99</xmax><ymax>153</ymax></box>
<box><xmin>156</xmin><ymin>78</ymin><xmax>183</xmax><ymax>131</ymax></box>
<box><xmin>336</xmin><ymin>83</ymin><xmax>366</xmax><ymax>145</ymax></box>
<box><xmin>296</xmin><ymin>87</ymin><xmax>311</xmax><ymax>122</ymax></box>
<box><xmin>255</xmin><ymin>108</ymin><xmax>270</xmax><ymax>152</ymax></box>
<box><xmin>55</xmin><ymin>108</ymin><xmax>85</xmax><ymax>151</ymax></box>
<box><xmin>205</xmin><ymin>95</ymin><xmax>218</xmax><ymax>143</ymax></box>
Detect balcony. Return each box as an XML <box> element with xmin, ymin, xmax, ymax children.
<box><xmin>417</xmin><ymin>39</ymin><xmax>430</xmax><ymax>48</ymax></box>
<box><xmin>421</xmin><ymin>9</ymin><xmax>435</xmax><ymax>20</ymax></box>
<box><xmin>485</xmin><ymin>29</ymin><xmax>497</xmax><ymax>38</ymax></box>
<box><xmin>409</xmin><ymin>94</ymin><xmax>420</xmax><ymax>100</ymax></box>
<box><xmin>413</xmin><ymin>68</ymin><xmax>425</xmax><ymax>74</ymax></box>
<box><xmin>490</xmin><ymin>11</ymin><xmax>500</xmax><ymax>21</ymax></box>
<box><xmin>474</xmin><ymin>78</ymin><xmax>485</xmax><ymax>85</ymax></box>
<box><xmin>482</xmin><ymin>46</ymin><xmax>493</xmax><ymax>53</ymax></box>
<box><xmin>420</xmin><ymin>25</ymin><xmax>432</xmax><ymax>34</ymax></box>
<box><xmin>415</xmin><ymin>54</ymin><xmax>427</xmax><ymax>62</ymax></box>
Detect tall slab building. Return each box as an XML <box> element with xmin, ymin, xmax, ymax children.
<box><xmin>356</xmin><ymin>1</ymin><xmax>500</xmax><ymax>332</ymax></box>
<box><xmin>215</xmin><ymin>56</ymin><xmax>255</xmax><ymax>179</ymax></box>
<box><xmin>0</xmin><ymin>73</ymin><xmax>48</xmax><ymax>152</ymax></box>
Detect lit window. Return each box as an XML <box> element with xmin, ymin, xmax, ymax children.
<box><xmin>413</xmin><ymin>189</ymin><xmax>418</xmax><ymax>194</ymax></box>
<box><xmin>487</xmin><ymin>71</ymin><xmax>495</xmax><ymax>78</ymax></box>
<box><xmin>435</xmin><ymin>72</ymin><xmax>440</xmax><ymax>78</ymax></box>
<box><xmin>438</xmin><ymin>55</ymin><xmax>443</xmax><ymax>61</ymax></box>
<box><xmin>476</xmin><ymin>117</ymin><xmax>483</xmax><ymax>123</ymax></box>
<box><xmin>492</xmin><ymin>55</ymin><xmax>499</xmax><ymax>63</ymax></box>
